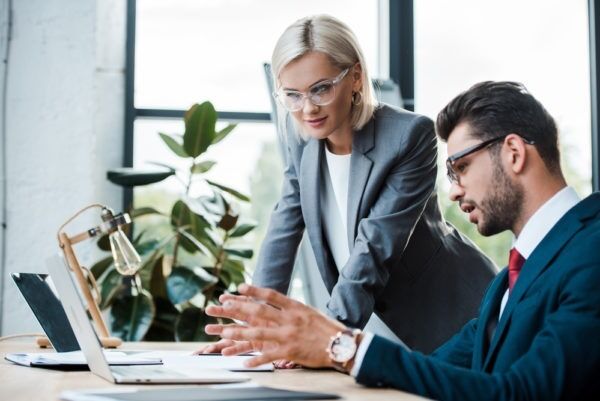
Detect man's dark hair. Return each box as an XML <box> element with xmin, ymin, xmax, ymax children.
<box><xmin>436</xmin><ymin>81</ymin><xmax>561</xmax><ymax>174</ymax></box>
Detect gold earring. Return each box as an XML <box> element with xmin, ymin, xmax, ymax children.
<box><xmin>352</xmin><ymin>91</ymin><xmax>363</xmax><ymax>106</ymax></box>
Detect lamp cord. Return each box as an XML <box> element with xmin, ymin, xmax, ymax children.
<box><xmin>56</xmin><ymin>203</ymin><xmax>105</xmax><ymax>244</ymax></box>
<box><xmin>0</xmin><ymin>333</ymin><xmax>45</xmax><ymax>342</ymax></box>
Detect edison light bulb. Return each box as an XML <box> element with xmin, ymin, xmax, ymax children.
<box><xmin>109</xmin><ymin>227</ymin><xmax>142</xmax><ymax>275</ymax></box>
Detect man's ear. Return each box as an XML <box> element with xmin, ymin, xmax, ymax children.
<box><xmin>504</xmin><ymin>133</ymin><xmax>527</xmax><ymax>174</ymax></box>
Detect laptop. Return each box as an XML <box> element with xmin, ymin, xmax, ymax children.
<box><xmin>11</xmin><ymin>272</ymin><xmax>80</xmax><ymax>352</ymax></box>
<box><xmin>46</xmin><ymin>253</ymin><xmax>249</xmax><ymax>384</ymax></box>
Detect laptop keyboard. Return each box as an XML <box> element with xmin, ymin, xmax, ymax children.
<box><xmin>111</xmin><ymin>365</ymin><xmax>187</xmax><ymax>378</ymax></box>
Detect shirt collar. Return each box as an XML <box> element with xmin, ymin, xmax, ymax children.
<box><xmin>513</xmin><ymin>186</ymin><xmax>580</xmax><ymax>259</ymax></box>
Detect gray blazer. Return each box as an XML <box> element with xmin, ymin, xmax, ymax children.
<box><xmin>253</xmin><ymin>104</ymin><xmax>497</xmax><ymax>353</ymax></box>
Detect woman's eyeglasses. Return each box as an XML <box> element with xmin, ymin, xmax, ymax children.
<box><xmin>273</xmin><ymin>68</ymin><xmax>349</xmax><ymax>112</ymax></box>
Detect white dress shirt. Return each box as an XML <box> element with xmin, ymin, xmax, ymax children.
<box><xmin>352</xmin><ymin>186</ymin><xmax>581</xmax><ymax>377</ymax></box>
<box><xmin>498</xmin><ymin>186</ymin><xmax>580</xmax><ymax>318</ymax></box>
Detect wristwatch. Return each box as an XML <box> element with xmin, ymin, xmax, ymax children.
<box><xmin>326</xmin><ymin>329</ymin><xmax>361</xmax><ymax>372</ymax></box>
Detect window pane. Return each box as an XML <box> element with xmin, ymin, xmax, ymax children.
<box><xmin>135</xmin><ymin>0</ymin><xmax>380</xmax><ymax>111</ymax></box>
<box><xmin>133</xmin><ymin>119</ymin><xmax>283</xmax><ymax>272</ymax></box>
<box><xmin>415</xmin><ymin>0</ymin><xmax>591</xmax><ymax>266</ymax></box>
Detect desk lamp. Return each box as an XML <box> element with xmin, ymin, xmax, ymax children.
<box><xmin>39</xmin><ymin>204</ymin><xmax>141</xmax><ymax>348</ymax></box>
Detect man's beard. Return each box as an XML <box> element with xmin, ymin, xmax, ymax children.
<box><xmin>477</xmin><ymin>161</ymin><xmax>524</xmax><ymax>236</ymax></box>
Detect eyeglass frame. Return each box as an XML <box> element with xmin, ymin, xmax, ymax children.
<box><xmin>273</xmin><ymin>68</ymin><xmax>350</xmax><ymax>112</ymax></box>
<box><xmin>445</xmin><ymin>134</ymin><xmax>536</xmax><ymax>184</ymax></box>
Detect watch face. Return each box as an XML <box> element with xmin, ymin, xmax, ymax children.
<box><xmin>331</xmin><ymin>333</ymin><xmax>357</xmax><ymax>363</ymax></box>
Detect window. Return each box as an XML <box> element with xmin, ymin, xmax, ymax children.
<box><xmin>415</xmin><ymin>0</ymin><xmax>592</xmax><ymax>265</ymax></box>
<box><xmin>129</xmin><ymin>0</ymin><xmax>382</xmax><ymax>279</ymax></box>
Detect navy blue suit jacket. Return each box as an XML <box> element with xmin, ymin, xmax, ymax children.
<box><xmin>356</xmin><ymin>192</ymin><xmax>600</xmax><ymax>400</ymax></box>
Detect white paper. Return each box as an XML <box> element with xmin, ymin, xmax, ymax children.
<box><xmin>134</xmin><ymin>351</ymin><xmax>274</xmax><ymax>372</ymax></box>
<box><xmin>6</xmin><ymin>350</ymin><xmax>161</xmax><ymax>366</ymax></box>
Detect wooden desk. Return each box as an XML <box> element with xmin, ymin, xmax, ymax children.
<box><xmin>0</xmin><ymin>341</ymin><xmax>427</xmax><ymax>401</ymax></box>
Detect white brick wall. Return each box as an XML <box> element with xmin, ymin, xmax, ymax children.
<box><xmin>0</xmin><ymin>0</ymin><xmax>126</xmax><ymax>335</ymax></box>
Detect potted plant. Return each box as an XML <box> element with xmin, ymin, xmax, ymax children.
<box><xmin>90</xmin><ymin>101</ymin><xmax>256</xmax><ymax>341</ymax></box>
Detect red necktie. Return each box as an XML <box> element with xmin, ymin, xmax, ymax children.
<box><xmin>508</xmin><ymin>248</ymin><xmax>525</xmax><ymax>292</ymax></box>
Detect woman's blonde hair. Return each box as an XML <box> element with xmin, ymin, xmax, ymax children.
<box><xmin>271</xmin><ymin>14</ymin><xmax>378</xmax><ymax>140</ymax></box>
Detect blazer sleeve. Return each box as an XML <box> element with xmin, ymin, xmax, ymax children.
<box><xmin>327</xmin><ymin>115</ymin><xmax>437</xmax><ymax>328</ymax></box>
<box><xmin>429</xmin><ymin>318</ymin><xmax>478</xmax><ymax>368</ymax></box>
<box><xmin>355</xmin><ymin>262</ymin><xmax>600</xmax><ymax>401</ymax></box>
<box><xmin>251</xmin><ymin>134</ymin><xmax>306</xmax><ymax>294</ymax></box>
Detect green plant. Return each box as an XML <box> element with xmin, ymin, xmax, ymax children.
<box><xmin>90</xmin><ymin>102</ymin><xmax>256</xmax><ymax>342</ymax></box>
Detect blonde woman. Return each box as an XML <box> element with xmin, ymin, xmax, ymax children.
<box><xmin>200</xmin><ymin>15</ymin><xmax>495</xmax><ymax>360</ymax></box>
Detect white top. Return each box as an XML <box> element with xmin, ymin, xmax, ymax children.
<box><xmin>320</xmin><ymin>146</ymin><xmax>402</xmax><ymax>350</ymax></box>
<box><xmin>498</xmin><ymin>186</ymin><xmax>580</xmax><ymax>319</ymax></box>
<box><xmin>352</xmin><ymin>186</ymin><xmax>581</xmax><ymax>378</ymax></box>
<box><xmin>321</xmin><ymin>146</ymin><xmax>352</xmax><ymax>270</ymax></box>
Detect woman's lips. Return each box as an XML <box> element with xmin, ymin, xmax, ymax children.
<box><xmin>304</xmin><ymin>116</ymin><xmax>327</xmax><ymax>128</ymax></box>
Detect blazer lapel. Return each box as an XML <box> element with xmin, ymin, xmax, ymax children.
<box><xmin>347</xmin><ymin>119</ymin><xmax>375</xmax><ymax>250</ymax></box>
<box><xmin>482</xmin><ymin>203</ymin><xmax>591</xmax><ymax>370</ymax></box>
<box><xmin>300</xmin><ymin>139</ymin><xmax>338</xmax><ymax>289</ymax></box>
<box><xmin>472</xmin><ymin>271</ymin><xmax>508</xmax><ymax>370</ymax></box>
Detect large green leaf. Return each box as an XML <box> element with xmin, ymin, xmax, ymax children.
<box><xmin>107</xmin><ymin>167</ymin><xmax>175</xmax><ymax>187</ymax></box>
<box><xmin>174</xmin><ymin>307</ymin><xmax>219</xmax><ymax>341</ymax></box>
<box><xmin>177</xmin><ymin>228</ymin><xmax>218</xmax><ymax>258</ymax></box>
<box><xmin>229</xmin><ymin>223</ymin><xmax>257</xmax><ymax>238</ymax></box>
<box><xmin>224</xmin><ymin>247</ymin><xmax>254</xmax><ymax>259</ymax></box>
<box><xmin>158</xmin><ymin>132</ymin><xmax>189</xmax><ymax>157</ymax></box>
<box><xmin>166</xmin><ymin>266</ymin><xmax>217</xmax><ymax>305</ymax></box>
<box><xmin>171</xmin><ymin>200</ymin><xmax>210</xmax><ymax>233</ymax></box>
<box><xmin>149</xmin><ymin>255</ymin><xmax>168</xmax><ymax>299</ymax></box>
<box><xmin>206</xmin><ymin>179</ymin><xmax>250</xmax><ymax>202</ymax></box>
<box><xmin>97</xmin><ymin>234</ymin><xmax>111</xmax><ymax>251</ymax></box>
<box><xmin>183</xmin><ymin>102</ymin><xmax>217</xmax><ymax>157</ymax></box>
<box><xmin>143</xmin><ymin>297</ymin><xmax>179</xmax><ymax>341</ymax></box>
<box><xmin>98</xmin><ymin>267</ymin><xmax>125</xmax><ymax>309</ymax></box>
<box><xmin>218</xmin><ymin>259</ymin><xmax>246</xmax><ymax>288</ymax></box>
<box><xmin>130</xmin><ymin>207</ymin><xmax>164</xmax><ymax>218</ymax></box>
<box><xmin>109</xmin><ymin>288</ymin><xmax>155</xmax><ymax>341</ymax></box>
<box><xmin>223</xmin><ymin>258</ymin><xmax>245</xmax><ymax>274</ymax></box>
<box><xmin>216</xmin><ymin>264</ymin><xmax>245</xmax><ymax>288</ymax></box>
<box><xmin>171</xmin><ymin>200</ymin><xmax>213</xmax><ymax>254</ymax></box>
<box><xmin>212</xmin><ymin>124</ymin><xmax>237</xmax><ymax>145</ymax></box>
<box><xmin>90</xmin><ymin>255</ymin><xmax>113</xmax><ymax>279</ymax></box>
<box><xmin>191</xmin><ymin>160</ymin><xmax>216</xmax><ymax>174</ymax></box>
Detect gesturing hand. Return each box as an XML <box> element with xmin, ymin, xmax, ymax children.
<box><xmin>204</xmin><ymin>284</ymin><xmax>347</xmax><ymax>368</ymax></box>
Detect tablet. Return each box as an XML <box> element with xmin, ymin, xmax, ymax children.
<box><xmin>11</xmin><ymin>272</ymin><xmax>80</xmax><ymax>352</ymax></box>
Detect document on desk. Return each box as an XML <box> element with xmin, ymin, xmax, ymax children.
<box><xmin>4</xmin><ymin>350</ymin><xmax>162</xmax><ymax>367</ymax></box>
<box><xmin>133</xmin><ymin>350</ymin><xmax>275</xmax><ymax>372</ymax></box>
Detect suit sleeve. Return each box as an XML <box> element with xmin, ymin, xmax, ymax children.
<box><xmin>429</xmin><ymin>318</ymin><xmax>478</xmax><ymax>368</ymax></box>
<box><xmin>327</xmin><ymin>115</ymin><xmax>437</xmax><ymax>328</ymax></box>
<box><xmin>355</xmin><ymin>262</ymin><xmax>600</xmax><ymax>401</ymax></box>
<box><xmin>252</xmin><ymin>134</ymin><xmax>306</xmax><ymax>294</ymax></box>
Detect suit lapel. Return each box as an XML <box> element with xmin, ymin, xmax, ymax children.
<box><xmin>300</xmin><ymin>139</ymin><xmax>338</xmax><ymax>289</ymax></box>
<box><xmin>347</xmin><ymin>119</ymin><xmax>375</xmax><ymax>250</ymax></box>
<box><xmin>472</xmin><ymin>271</ymin><xmax>508</xmax><ymax>370</ymax></box>
<box><xmin>482</xmin><ymin>205</ymin><xmax>589</xmax><ymax>370</ymax></box>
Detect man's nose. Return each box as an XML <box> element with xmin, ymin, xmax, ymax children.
<box><xmin>448</xmin><ymin>181</ymin><xmax>465</xmax><ymax>202</ymax></box>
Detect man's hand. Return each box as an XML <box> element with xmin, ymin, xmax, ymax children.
<box><xmin>192</xmin><ymin>339</ymin><xmax>254</xmax><ymax>355</ymax></box>
<box><xmin>205</xmin><ymin>284</ymin><xmax>347</xmax><ymax>368</ymax></box>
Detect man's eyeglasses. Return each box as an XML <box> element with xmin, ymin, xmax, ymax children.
<box><xmin>446</xmin><ymin>134</ymin><xmax>535</xmax><ymax>184</ymax></box>
<box><xmin>273</xmin><ymin>68</ymin><xmax>350</xmax><ymax>112</ymax></box>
